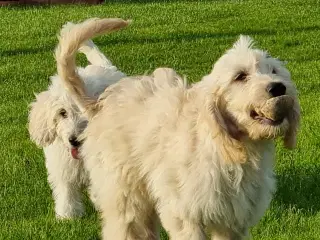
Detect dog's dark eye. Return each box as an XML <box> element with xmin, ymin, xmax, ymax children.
<box><xmin>235</xmin><ymin>72</ymin><xmax>247</xmax><ymax>81</ymax></box>
<box><xmin>272</xmin><ymin>68</ymin><xmax>277</xmax><ymax>74</ymax></box>
<box><xmin>59</xmin><ymin>109</ymin><xmax>67</xmax><ymax>118</ymax></box>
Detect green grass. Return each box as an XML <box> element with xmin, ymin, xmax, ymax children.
<box><xmin>0</xmin><ymin>0</ymin><xmax>319</xmax><ymax>239</ymax></box>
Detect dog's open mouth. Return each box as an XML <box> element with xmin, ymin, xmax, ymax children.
<box><xmin>71</xmin><ymin>147</ymin><xmax>80</xmax><ymax>159</ymax></box>
<box><xmin>250</xmin><ymin>110</ymin><xmax>284</xmax><ymax>126</ymax></box>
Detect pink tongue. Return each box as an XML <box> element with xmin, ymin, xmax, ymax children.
<box><xmin>71</xmin><ymin>148</ymin><xmax>79</xmax><ymax>159</ymax></box>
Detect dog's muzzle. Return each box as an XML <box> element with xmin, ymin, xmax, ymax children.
<box><xmin>250</xmin><ymin>95</ymin><xmax>294</xmax><ymax>125</ymax></box>
<box><xmin>69</xmin><ymin>136</ymin><xmax>81</xmax><ymax>159</ymax></box>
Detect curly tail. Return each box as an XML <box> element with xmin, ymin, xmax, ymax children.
<box><xmin>55</xmin><ymin>18</ymin><xmax>130</xmax><ymax>117</ymax></box>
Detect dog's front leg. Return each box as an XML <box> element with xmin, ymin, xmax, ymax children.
<box><xmin>45</xmin><ymin>146</ymin><xmax>84</xmax><ymax>219</ymax></box>
<box><xmin>52</xmin><ymin>181</ymin><xmax>84</xmax><ymax>219</ymax></box>
<box><xmin>158</xmin><ymin>207</ymin><xmax>206</xmax><ymax>240</ymax></box>
<box><xmin>211</xmin><ymin>228</ymin><xmax>246</xmax><ymax>240</ymax></box>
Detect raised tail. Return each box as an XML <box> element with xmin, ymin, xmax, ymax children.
<box><xmin>55</xmin><ymin>17</ymin><xmax>130</xmax><ymax>117</ymax></box>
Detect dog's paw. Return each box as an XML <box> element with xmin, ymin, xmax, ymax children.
<box><xmin>55</xmin><ymin>210</ymin><xmax>84</xmax><ymax>220</ymax></box>
<box><xmin>55</xmin><ymin>204</ymin><xmax>85</xmax><ymax>220</ymax></box>
<box><xmin>56</xmin><ymin>213</ymin><xmax>74</xmax><ymax>220</ymax></box>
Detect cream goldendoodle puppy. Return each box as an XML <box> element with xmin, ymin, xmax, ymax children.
<box><xmin>28</xmin><ymin>19</ymin><xmax>128</xmax><ymax>219</ymax></box>
<box><xmin>60</xmin><ymin>18</ymin><xmax>300</xmax><ymax>239</ymax></box>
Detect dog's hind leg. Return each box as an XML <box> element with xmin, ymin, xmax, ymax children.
<box><xmin>101</xmin><ymin>206</ymin><xmax>160</xmax><ymax>240</ymax></box>
<box><xmin>211</xmin><ymin>228</ymin><xmax>245</xmax><ymax>240</ymax></box>
<box><xmin>158</xmin><ymin>206</ymin><xmax>206</xmax><ymax>240</ymax></box>
<box><xmin>96</xmin><ymin>175</ymin><xmax>159</xmax><ymax>240</ymax></box>
<box><xmin>79</xmin><ymin>39</ymin><xmax>127</xmax><ymax>85</ymax></box>
<box><xmin>79</xmin><ymin>39</ymin><xmax>114</xmax><ymax>68</ymax></box>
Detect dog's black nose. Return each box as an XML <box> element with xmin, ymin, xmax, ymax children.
<box><xmin>266</xmin><ymin>82</ymin><xmax>286</xmax><ymax>97</ymax></box>
<box><xmin>69</xmin><ymin>136</ymin><xmax>80</xmax><ymax>147</ymax></box>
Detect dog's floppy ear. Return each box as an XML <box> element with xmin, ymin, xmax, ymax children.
<box><xmin>209</xmin><ymin>98</ymin><xmax>248</xmax><ymax>163</ymax></box>
<box><xmin>28</xmin><ymin>91</ymin><xmax>57</xmax><ymax>147</ymax></box>
<box><xmin>284</xmin><ymin>99</ymin><xmax>300</xmax><ymax>149</ymax></box>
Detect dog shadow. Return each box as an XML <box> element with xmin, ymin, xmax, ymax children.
<box><xmin>0</xmin><ymin>46</ymin><xmax>53</xmax><ymax>57</ymax></box>
<box><xmin>96</xmin><ymin>25</ymin><xmax>320</xmax><ymax>51</ymax></box>
<box><xmin>96</xmin><ymin>29</ymin><xmax>277</xmax><ymax>46</ymax></box>
<box><xmin>3</xmin><ymin>0</ymin><xmax>190</xmax><ymax>9</ymax></box>
<box><xmin>105</xmin><ymin>0</ymin><xmax>196</xmax><ymax>2</ymax></box>
<box><xmin>274</xmin><ymin>165</ymin><xmax>320</xmax><ymax>215</ymax></box>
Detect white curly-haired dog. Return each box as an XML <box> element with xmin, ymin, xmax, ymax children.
<box><xmin>28</xmin><ymin>18</ymin><xmax>128</xmax><ymax>219</ymax></box>
<box><xmin>59</xmin><ymin>18</ymin><xmax>300</xmax><ymax>239</ymax></box>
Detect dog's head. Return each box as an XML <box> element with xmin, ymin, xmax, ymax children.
<box><xmin>204</xmin><ymin>35</ymin><xmax>300</xmax><ymax>152</ymax></box>
<box><xmin>28</xmin><ymin>76</ymin><xmax>87</xmax><ymax>159</ymax></box>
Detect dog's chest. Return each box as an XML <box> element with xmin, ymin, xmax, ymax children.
<box><xmin>187</xmin><ymin>150</ymin><xmax>276</xmax><ymax>230</ymax></box>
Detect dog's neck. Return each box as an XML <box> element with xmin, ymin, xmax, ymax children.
<box><xmin>190</xmin><ymin>86</ymin><xmax>250</xmax><ymax>163</ymax></box>
<box><xmin>221</xmin><ymin>111</ymin><xmax>247</xmax><ymax>141</ymax></box>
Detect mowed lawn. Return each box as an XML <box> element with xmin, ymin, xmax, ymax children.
<box><xmin>1</xmin><ymin>0</ymin><xmax>320</xmax><ymax>239</ymax></box>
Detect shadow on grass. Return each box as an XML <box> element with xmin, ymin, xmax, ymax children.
<box><xmin>96</xmin><ymin>25</ymin><xmax>320</xmax><ymax>46</ymax></box>
<box><xmin>102</xmin><ymin>0</ymin><xmax>211</xmax><ymax>3</ymax></box>
<box><xmin>2</xmin><ymin>20</ymin><xmax>320</xmax><ymax>57</ymax></box>
<box><xmin>275</xmin><ymin>165</ymin><xmax>320</xmax><ymax>215</ymax></box>
<box><xmin>95</xmin><ymin>29</ymin><xmax>276</xmax><ymax>46</ymax></box>
<box><xmin>1</xmin><ymin>0</ymin><xmax>200</xmax><ymax>10</ymax></box>
<box><xmin>3</xmin><ymin>4</ymin><xmax>57</xmax><ymax>10</ymax></box>
<box><xmin>0</xmin><ymin>46</ymin><xmax>53</xmax><ymax>57</ymax></box>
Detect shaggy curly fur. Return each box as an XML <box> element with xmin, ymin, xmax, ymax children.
<box><xmin>59</xmin><ymin>18</ymin><xmax>300</xmax><ymax>239</ymax></box>
<box><xmin>28</xmin><ymin>19</ymin><xmax>127</xmax><ymax>219</ymax></box>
